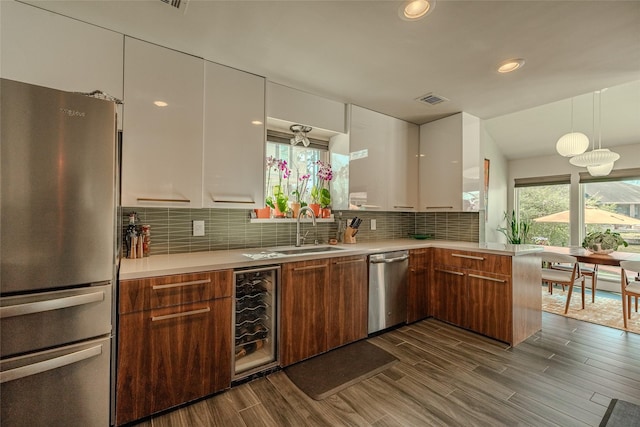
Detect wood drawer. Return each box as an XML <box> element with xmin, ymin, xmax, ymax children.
<box><xmin>432</xmin><ymin>248</ymin><xmax>511</xmax><ymax>275</ymax></box>
<box><xmin>119</xmin><ymin>270</ymin><xmax>233</xmax><ymax>314</ymax></box>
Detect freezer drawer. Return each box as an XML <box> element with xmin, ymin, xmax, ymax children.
<box><xmin>0</xmin><ymin>283</ymin><xmax>112</xmax><ymax>358</ymax></box>
<box><xmin>1</xmin><ymin>336</ymin><xmax>111</xmax><ymax>427</ymax></box>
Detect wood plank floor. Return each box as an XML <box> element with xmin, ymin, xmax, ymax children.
<box><xmin>129</xmin><ymin>313</ymin><xmax>640</xmax><ymax>426</ymax></box>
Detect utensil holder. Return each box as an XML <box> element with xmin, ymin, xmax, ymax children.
<box><xmin>344</xmin><ymin>226</ymin><xmax>357</xmax><ymax>244</ymax></box>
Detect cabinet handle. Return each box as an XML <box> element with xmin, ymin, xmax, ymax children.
<box><xmin>1</xmin><ymin>345</ymin><xmax>102</xmax><ymax>384</ymax></box>
<box><xmin>291</xmin><ymin>264</ymin><xmax>327</xmax><ymax>272</ymax></box>
<box><xmin>468</xmin><ymin>274</ymin><xmax>507</xmax><ymax>283</ymax></box>
<box><xmin>0</xmin><ymin>291</ymin><xmax>105</xmax><ymax>319</ymax></box>
<box><xmin>152</xmin><ymin>279</ymin><xmax>211</xmax><ymax>290</ymax></box>
<box><xmin>333</xmin><ymin>259</ymin><xmax>365</xmax><ymax>265</ymax></box>
<box><xmin>425</xmin><ymin>206</ymin><xmax>454</xmax><ymax>209</ymax></box>
<box><xmin>393</xmin><ymin>205</ymin><xmax>415</xmax><ymax>209</ymax></box>
<box><xmin>360</xmin><ymin>204</ymin><xmax>381</xmax><ymax>209</ymax></box>
<box><xmin>451</xmin><ymin>253</ymin><xmax>485</xmax><ymax>261</ymax></box>
<box><xmin>151</xmin><ymin>307</ymin><xmax>210</xmax><ymax>322</ymax></box>
<box><xmin>435</xmin><ymin>268</ymin><xmax>465</xmax><ymax>276</ymax></box>
<box><xmin>137</xmin><ymin>197</ymin><xmax>191</xmax><ymax>203</ymax></box>
<box><xmin>211</xmin><ymin>197</ymin><xmax>255</xmax><ymax>204</ymax></box>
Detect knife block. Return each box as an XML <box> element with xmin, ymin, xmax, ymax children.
<box><xmin>344</xmin><ymin>226</ymin><xmax>357</xmax><ymax>244</ymax></box>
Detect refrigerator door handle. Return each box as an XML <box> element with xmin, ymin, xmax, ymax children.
<box><xmin>0</xmin><ymin>291</ymin><xmax>105</xmax><ymax>319</ymax></box>
<box><xmin>0</xmin><ymin>344</ymin><xmax>103</xmax><ymax>384</ymax></box>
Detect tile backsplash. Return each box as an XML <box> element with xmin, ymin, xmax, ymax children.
<box><xmin>122</xmin><ymin>208</ymin><xmax>480</xmax><ymax>256</ymax></box>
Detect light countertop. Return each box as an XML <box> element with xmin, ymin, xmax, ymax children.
<box><xmin>119</xmin><ymin>239</ymin><xmax>543</xmax><ymax>280</ymax></box>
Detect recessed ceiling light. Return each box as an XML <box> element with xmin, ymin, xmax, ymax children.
<box><xmin>154</xmin><ymin>101</ymin><xmax>168</xmax><ymax>107</ymax></box>
<box><xmin>497</xmin><ymin>58</ymin><xmax>525</xmax><ymax>73</ymax></box>
<box><xmin>399</xmin><ymin>0</ymin><xmax>436</xmax><ymax>21</ymax></box>
<box><xmin>251</xmin><ymin>120</ymin><xmax>263</xmax><ymax>125</ymax></box>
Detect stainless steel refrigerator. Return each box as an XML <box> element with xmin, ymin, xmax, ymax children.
<box><xmin>0</xmin><ymin>79</ymin><xmax>117</xmax><ymax>427</ymax></box>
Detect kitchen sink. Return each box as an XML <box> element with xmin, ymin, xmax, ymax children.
<box><xmin>272</xmin><ymin>246</ymin><xmax>346</xmax><ymax>255</ymax></box>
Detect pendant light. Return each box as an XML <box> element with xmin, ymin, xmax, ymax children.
<box><xmin>289</xmin><ymin>124</ymin><xmax>312</xmax><ymax>147</ymax></box>
<box><xmin>555</xmin><ymin>97</ymin><xmax>589</xmax><ymax>157</ymax></box>
<box><xmin>569</xmin><ymin>90</ymin><xmax>619</xmax><ymax>174</ymax></box>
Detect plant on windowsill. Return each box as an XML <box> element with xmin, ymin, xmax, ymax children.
<box><xmin>311</xmin><ymin>160</ymin><xmax>333</xmax><ymax>218</ymax></box>
<box><xmin>265</xmin><ymin>156</ymin><xmax>290</xmax><ymax>217</ymax></box>
<box><xmin>498</xmin><ymin>210</ymin><xmax>531</xmax><ymax>244</ymax></box>
<box><xmin>582</xmin><ymin>229</ymin><xmax>628</xmax><ymax>254</ymax></box>
<box><xmin>290</xmin><ymin>171</ymin><xmax>310</xmax><ymax>218</ymax></box>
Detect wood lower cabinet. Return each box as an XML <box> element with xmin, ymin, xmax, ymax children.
<box><xmin>430</xmin><ymin>248</ymin><xmax>540</xmax><ymax>345</ymax></box>
<box><xmin>280</xmin><ymin>256</ymin><xmax>367</xmax><ymax>366</ymax></box>
<box><xmin>328</xmin><ymin>256</ymin><xmax>368</xmax><ymax>350</ymax></box>
<box><xmin>116</xmin><ymin>271</ymin><xmax>232</xmax><ymax>425</ymax></box>
<box><xmin>407</xmin><ymin>249</ymin><xmax>431</xmax><ymax>323</ymax></box>
<box><xmin>280</xmin><ymin>260</ymin><xmax>330</xmax><ymax>366</ymax></box>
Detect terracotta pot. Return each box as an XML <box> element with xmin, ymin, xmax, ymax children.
<box><xmin>291</xmin><ymin>202</ymin><xmax>301</xmax><ymax>218</ymax></box>
<box><xmin>272</xmin><ymin>206</ymin><xmax>286</xmax><ymax>218</ymax></box>
<box><xmin>255</xmin><ymin>207</ymin><xmax>271</xmax><ymax>219</ymax></box>
<box><xmin>321</xmin><ymin>208</ymin><xmax>331</xmax><ymax>218</ymax></box>
<box><xmin>309</xmin><ymin>203</ymin><xmax>321</xmax><ymax>217</ymax></box>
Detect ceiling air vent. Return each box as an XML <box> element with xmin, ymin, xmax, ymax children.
<box><xmin>160</xmin><ymin>0</ymin><xmax>189</xmax><ymax>13</ymax></box>
<box><xmin>415</xmin><ymin>93</ymin><xmax>449</xmax><ymax>106</ymax></box>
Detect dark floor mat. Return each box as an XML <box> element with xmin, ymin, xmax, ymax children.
<box><xmin>284</xmin><ymin>340</ymin><xmax>398</xmax><ymax>400</ymax></box>
<box><xmin>600</xmin><ymin>399</ymin><xmax>640</xmax><ymax>426</ymax></box>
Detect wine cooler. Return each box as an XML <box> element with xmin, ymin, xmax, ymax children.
<box><xmin>233</xmin><ymin>266</ymin><xmax>279</xmax><ymax>380</ymax></box>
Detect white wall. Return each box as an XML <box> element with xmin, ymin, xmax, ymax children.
<box><xmin>508</xmin><ymin>142</ymin><xmax>640</xmax><ymax>246</ymax></box>
<box><xmin>481</xmin><ymin>123</ymin><xmax>509</xmax><ymax>243</ymax></box>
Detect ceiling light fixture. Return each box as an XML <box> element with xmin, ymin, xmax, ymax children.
<box><xmin>569</xmin><ymin>90</ymin><xmax>620</xmax><ymax>176</ymax></box>
<box><xmin>556</xmin><ymin>97</ymin><xmax>589</xmax><ymax>157</ymax></box>
<box><xmin>497</xmin><ymin>58</ymin><xmax>525</xmax><ymax>73</ymax></box>
<box><xmin>290</xmin><ymin>124</ymin><xmax>312</xmax><ymax>147</ymax></box>
<box><xmin>154</xmin><ymin>101</ymin><xmax>168</xmax><ymax>107</ymax></box>
<box><xmin>399</xmin><ymin>0</ymin><xmax>436</xmax><ymax>21</ymax></box>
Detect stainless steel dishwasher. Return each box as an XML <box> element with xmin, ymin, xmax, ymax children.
<box><xmin>368</xmin><ymin>250</ymin><xmax>409</xmax><ymax>333</ymax></box>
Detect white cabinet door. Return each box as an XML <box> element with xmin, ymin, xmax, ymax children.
<box><xmin>121</xmin><ymin>37</ymin><xmax>204</xmax><ymax>208</ymax></box>
<box><xmin>0</xmin><ymin>1</ymin><xmax>124</xmax><ymax>127</ymax></box>
<box><xmin>349</xmin><ymin>105</ymin><xmax>418</xmax><ymax>211</ymax></box>
<box><xmin>203</xmin><ymin>61</ymin><xmax>265</xmax><ymax>209</ymax></box>
<box><xmin>419</xmin><ymin>112</ymin><xmax>480</xmax><ymax>211</ymax></box>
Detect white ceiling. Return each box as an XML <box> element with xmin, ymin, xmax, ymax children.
<box><xmin>21</xmin><ymin>0</ymin><xmax>640</xmax><ymax>159</ymax></box>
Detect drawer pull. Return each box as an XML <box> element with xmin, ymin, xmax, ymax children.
<box><xmin>425</xmin><ymin>206</ymin><xmax>453</xmax><ymax>209</ymax></box>
<box><xmin>0</xmin><ymin>291</ymin><xmax>105</xmax><ymax>319</ymax></box>
<box><xmin>211</xmin><ymin>197</ymin><xmax>255</xmax><ymax>204</ymax></box>
<box><xmin>152</xmin><ymin>279</ymin><xmax>211</xmax><ymax>290</ymax></box>
<box><xmin>451</xmin><ymin>253</ymin><xmax>485</xmax><ymax>261</ymax></box>
<box><xmin>333</xmin><ymin>259</ymin><xmax>365</xmax><ymax>265</ymax></box>
<box><xmin>291</xmin><ymin>264</ymin><xmax>327</xmax><ymax>272</ymax></box>
<box><xmin>393</xmin><ymin>205</ymin><xmax>414</xmax><ymax>209</ymax></box>
<box><xmin>435</xmin><ymin>268</ymin><xmax>465</xmax><ymax>276</ymax></box>
<box><xmin>137</xmin><ymin>197</ymin><xmax>191</xmax><ymax>203</ymax></box>
<box><xmin>468</xmin><ymin>274</ymin><xmax>507</xmax><ymax>283</ymax></box>
<box><xmin>151</xmin><ymin>307</ymin><xmax>210</xmax><ymax>322</ymax></box>
<box><xmin>1</xmin><ymin>345</ymin><xmax>103</xmax><ymax>384</ymax></box>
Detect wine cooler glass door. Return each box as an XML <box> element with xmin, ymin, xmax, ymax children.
<box><xmin>233</xmin><ymin>266</ymin><xmax>279</xmax><ymax>379</ymax></box>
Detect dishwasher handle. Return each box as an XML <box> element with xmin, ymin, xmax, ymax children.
<box><xmin>370</xmin><ymin>255</ymin><xmax>409</xmax><ymax>264</ymax></box>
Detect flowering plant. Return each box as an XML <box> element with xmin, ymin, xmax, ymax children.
<box><xmin>291</xmin><ymin>170</ymin><xmax>310</xmax><ymax>205</ymax></box>
<box><xmin>265</xmin><ymin>156</ymin><xmax>290</xmax><ymax>214</ymax></box>
<box><xmin>311</xmin><ymin>160</ymin><xmax>333</xmax><ymax>208</ymax></box>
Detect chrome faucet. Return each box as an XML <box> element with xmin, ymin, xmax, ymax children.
<box><xmin>296</xmin><ymin>206</ymin><xmax>317</xmax><ymax>247</ymax></box>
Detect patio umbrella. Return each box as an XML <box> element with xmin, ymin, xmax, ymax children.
<box><xmin>533</xmin><ymin>207</ymin><xmax>640</xmax><ymax>225</ymax></box>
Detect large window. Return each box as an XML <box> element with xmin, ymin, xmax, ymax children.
<box><xmin>515</xmin><ymin>175</ymin><xmax>571</xmax><ymax>246</ymax></box>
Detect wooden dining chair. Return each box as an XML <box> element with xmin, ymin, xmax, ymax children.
<box><xmin>550</xmin><ymin>263</ymin><xmax>598</xmax><ymax>303</ymax></box>
<box><xmin>541</xmin><ymin>252</ymin><xmax>586</xmax><ymax>314</ymax></box>
<box><xmin>619</xmin><ymin>261</ymin><xmax>640</xmax><ymax>329</ymax></box>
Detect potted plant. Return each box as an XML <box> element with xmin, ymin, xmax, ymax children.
<box><xmin>265</xmin><ymin>156</ymin><xmax>290</xmax><ymax>218</ymax></box>
<box><xmin>290</xmin><ymin>171</ymin><xmax>310</xmax><ymax>218</ymax></box>
<box><xmin>582</xmin><ymin>229</ymin><xmax>628</xmax><ymax>254</ymax></box>
<box><xmin>315</xmin><ymin>160</ymin><xmax>333</xmax><ymax>218</ymax></box>
<box><xmin>497</xmin><ymin>210</ymin><xmax>531</xmax><ymax>244</ymax></box>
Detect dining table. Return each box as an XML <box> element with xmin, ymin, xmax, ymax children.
<box><xmin>543</xmin><ymin>245</ymin><xmax>640</xmax><ymax>267</ymax></box>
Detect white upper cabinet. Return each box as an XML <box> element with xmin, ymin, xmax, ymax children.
<box><xmin>0</xmin><ymin>1</ymin><xmax>124</xmax><ymax>127</ymax></box>
<box><xmin>419</xmin><ymin>112</ymin><xmax>481</xmax><ymax>211</ymax></box>
<box><xmin>203</xmin><ymin>62</ymin><xmax>266</xmax><ymax>209</ymax></box>
<box><xmin>267</xmin><ymin>82</ymin><xmax>346</xmax><ymax>134</ymax></box>
<box><xmin>349</xmin><ymin>105</ymin><xmax>419</xmax><ymax>211</ymax></box>
<box><xmin>121</xmin><ymin>37</ymin><xmax>204</xmax><ymax>208</ymax></box>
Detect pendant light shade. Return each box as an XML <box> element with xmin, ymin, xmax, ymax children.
<box><xmin>586</xmin><ymin>162</ymin><xmax>615</xmax><ymax>177</ymax></box>
<box><xmin>556</xmin><ymin>132</ymin><xmax>589</xmax><ymax>157</ymax></box>
<box><xmin>569</xmin><ymin>148</ymin><xmax>620</xmax><ymax>167</ymax></box>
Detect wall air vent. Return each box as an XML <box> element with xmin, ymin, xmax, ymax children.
<box><xmin>160</xmin><ymin>0</ymin><xmax>189</xmax><ymax>13</ymax></box>
<box><xmin>415</xmin><ymin>93</ymin><xmax>449</xmax><ymax>106</ymax></box>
